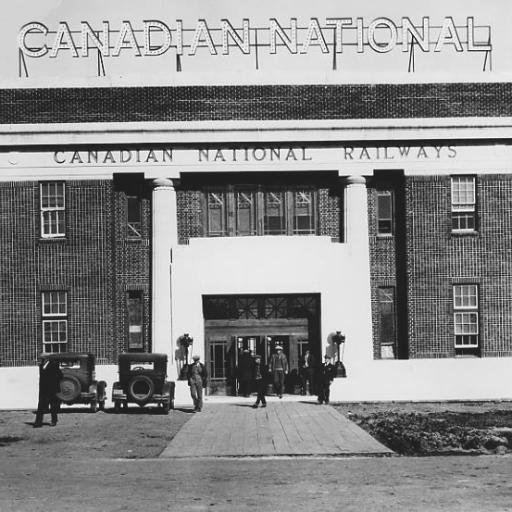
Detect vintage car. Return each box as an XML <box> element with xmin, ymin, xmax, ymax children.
<box><xmin>111</xmin><ymin>353</ymin><xmax>175</xmax><ymax>413</ymax></box>
<box><xmin>44</xmin><ymin>352</ymin><xmax>107</xmax><ymax>412</ymax></box>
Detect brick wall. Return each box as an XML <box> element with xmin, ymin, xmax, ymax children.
<box><xmin>405</xmin><ymin>174</ymin><xmax>512</xmax><ymax>358</ymax></box>
<box><xmin>0</xmin><ymin>180</ymin><xmax>116</xmax><ymax>366</ymax></box>
<box><xmin>2</xmin><ymin>83</ymin><xmax>512</xmax><ymax>124</ymax></box>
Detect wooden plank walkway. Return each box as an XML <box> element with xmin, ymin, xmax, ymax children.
<box><xmin>160</xmin><ymin>402</ymin><xmax>393</xmax><ymax>458</ymax></box>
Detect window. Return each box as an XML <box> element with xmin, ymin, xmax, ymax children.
<box><xmin>377</xmin><ymin>190</ymin><xmax>393</xmax><ymax>235</ymax></box>
<box><xmin>127</xmin><ymin>196</ymin><xmax>142</xmax><ymax>238</ymax></box>
<box><xmin>235</xmin><ymin>190</ymin><xmax>257</xmax><ymax>236</ymax></box>
<box><xmin>204</xmin><ymin>186</ymin><xmax>318</xmax><ymax>237</ymax></box>
<box><xmin>293</xmin><ymin>190</ymin><xmax>315</xmax><ymax>234</ymax></box>
<box><xmin>209</xmin><ymin>340</ymin><xmax>228</xmax><ymax>379</ymax></box>
<box><xmin>127</xmin><ymin>291</ymin><xmax>144</xmax><ymax>350</ymax></box>
<box><xmin>206</xmin><ymin>191</ymin><xmax>228</xmax><ymax>236</ymax></box>
<box><xmin>263</xmin><ymin>191</ymin><xmax>286</xmax><ymax>234</ymax></box>
<box><xmin>378</xmin><ymin>287</ymin><xmax>397</xmax><ymax>359</ymax></box>
<box><xmin>453</xmin><ymin>285</ymin><xmax>479</xmax><ymax>348</ymax></box>
<box><xmin>40</xmin><ymin>182</ymin><xmax>65</xmax><ymax>238</ymax></box>
<box><xmin>42</xmin><ymin>291</ymin><xmax>68</xmax><ymax>353</ymax></box>
<box><xmin>451</xmin><ymin>176</ymin><xmax>476</xmax><ymax>231</ymax></box>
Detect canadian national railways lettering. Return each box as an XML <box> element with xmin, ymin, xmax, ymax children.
<box><xmin>198</xmin><ymin>147</ymin><xmax>312</xmax><ymax>163</ymax></box>
<box><xmin>53</xmin><ymin>149</ymin><xmax>173</xmax><ymax>165</ymax></box>
<box><xmin>343</xmin><ymin>145</ymin><xmax>457</xmax><ymax>160</ymax></box>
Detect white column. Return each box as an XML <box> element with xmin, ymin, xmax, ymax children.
<box><xmin>343</xmin><ymin>175</ymin><xmax>373</xmax><ymax>366</ymax></box>
<box><xmin>151</xmin><ymin>178</ymin><xmax>177</xmax><ymax>379</ymax></box>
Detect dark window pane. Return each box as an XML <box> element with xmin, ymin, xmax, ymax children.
<box><xmin>377</xmin><ymin>191</ymin><xmax>393</xmax><ymax>235</ymax></box>
<box><xmin>127</xmin><ymin>291</ymin><xmax>143</xmax><ymax>350</ymax></box>
<box><xmin>235</xmin><ymin>191</ymin><xmax>256</xmax><ymax>236</ymax></box>
<box><xmin>207</xmin><ymin>192</ymin><xmax>227</xmax><ymax>236</ymax></box>
<box><xmin>264</xmin><ymin>191</ymin><xmax>285</xmax><ymax>234</ymax></box>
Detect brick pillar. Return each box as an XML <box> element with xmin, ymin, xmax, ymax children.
<box><xmin>151</xmin><ymin>178</ymin><xmax>177</xmax><ymax>379</ymax></box>
<box><xmin>343</xmin><ymin>175</ymin><xmax>373</xmax><ymax>365</ymax></box>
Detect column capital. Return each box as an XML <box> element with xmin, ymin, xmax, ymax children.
<box><xmin>152</xmin><ymin>177</ymin><xmax>175</xmax><ymax>189</ymax></box>
<box><xmin>345</xmin><ymin>175</ymin><xmax>367</xmax><ymax>186</ymax></box>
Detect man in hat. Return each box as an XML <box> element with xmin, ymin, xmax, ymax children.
<box><xmin>187</xmin><ymin>355</ymin><xmax>207</xmax><ymax>412</ymax></box>
<box><xmin>317</xmin><ymin>355</ymin><xmax>336</xmax><ymax>405</ymax></box>
<box><xmin>299</xmin><ymin>348</ymin><xmax>316</xmax><ymax>395</ymax></box>
<box><xmin>269</xmin><ymin>345</ymin><xmax>289</xmax><ymax>398</ymax></box>
<box><xmin>238</xmin><ymin>348</ymin><xmax>253</xmax><ymax>397</ymax></box>
<box><xmin>252</xmin><ymin>354</ymin><xmax>268</xmax><ymax>408</ymax></box>
<box><xmin>34</xmin><ymin>357</ymin><xmax>63</xmax><ymax>428</ymax></box>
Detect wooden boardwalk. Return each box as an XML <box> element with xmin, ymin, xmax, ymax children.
<box><xmin>160</xmin><ymin>402</ymin><xmax>393</xmax><ymax>458</ymax></box>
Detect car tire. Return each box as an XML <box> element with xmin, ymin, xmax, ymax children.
<box><xmin>127</xmin><ymin>375</ymin><xmax>154</xmax><ymax>405</ymax></box>
<box><xmin>163</xmin><ymin>398</ymin><xmax>170</xmax><ymax>415</ymax></box>
<box><xmin>56</xmin><ymin>375</ymin><xmax>81</xmax><ymax>402</ymax></box>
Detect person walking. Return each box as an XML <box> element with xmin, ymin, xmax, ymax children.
<box><xmin>317</xmin><ymin>355</ymin><xmax>336</xmax><ymax>404</ymax></box>
<box><xmin>34</xmin><ymin>357</ymin><xmax>63</xmax><ymax>428</ymax></box>
<box><xmin>299</xmin><ymin>348</ymin><xmax>316</xmax><ymax>395</ymax></box>
<box><xmin>270</xmin><ymin>345</ymin><xmax>289</xmax><ymax>398</ymax></box>
<box><xmin>238</xmin><ymin>349</ymin><xmax>254</xmax><ymax>397</ymax></box>
<box><xmin>252</xmin><ymin>355</ymin><xmax>268</xmax><ymax>408</ymax></box>
<box><xmin>187</xmin><ymin>355</ymin><xmax>207</xmax><ymax>412</ymax></box>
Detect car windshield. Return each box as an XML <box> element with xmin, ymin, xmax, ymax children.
<box><xmin>130</xmin><ymin>362</ymin><xmax>154</xmax><ymax>371</ymax></box>
<box><xmin>60</xmin><ymin>360</ymin><xmax>81</xmax><ymax>369</ymax></box>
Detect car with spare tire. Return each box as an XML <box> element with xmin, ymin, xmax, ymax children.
<box><xmin>111</xmin><ymin>353</ymin><xmax>175</xmax><ymax>413</ymax></box>
<box><xmin>44</xmin><ymin>352</ymin><xmax>107</xmax><ymax>412</ymax></box>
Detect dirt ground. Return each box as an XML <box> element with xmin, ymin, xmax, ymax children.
<box><xmin>0</xmin><ymin>405</ymin><xmax>192</xmax><ymax>459</ymax></box>
<box><xmin>1</xmin><ymin>402</ymin><xmax>512</xmax><ymax>511</ymax></box>
<box><xmin>333</xmin><ymin>401</ymin><xmax>512</xmax><ymax>455</ymax></box>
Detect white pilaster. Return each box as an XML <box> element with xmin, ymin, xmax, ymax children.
<box><xmin>343</xmin><ymin>175</ymin><xmax>374</xmax><ymax>367</ymax></box>
<box><xmin>151</xmin><ymin>178</ymin><xmax>177</xmax><ymax>379</ymax></box>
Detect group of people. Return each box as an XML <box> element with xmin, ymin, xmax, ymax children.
<box><xmin>237</xmin><ymin>345</ymin><xmax>338</xmax><ymax>407</ymax></box>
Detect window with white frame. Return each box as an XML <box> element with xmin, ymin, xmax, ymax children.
<box><xmin>451</xmin><ymin>176</ymin><xmax>476</xmax><ymax>231</ymax></box>
<box><xmin>40</xmin><ymin>182</ymin><xmax>66</xmax><ymax>238</ymax></box>
<box><xmin>453</xmin><ymin>284</ymin><xmax>479</xmax><ymax>348</ymax></box>
<box><xmin>42</xmin><ymin>291</ymin><xmax>68</xmax><ymax>353</ymax></box>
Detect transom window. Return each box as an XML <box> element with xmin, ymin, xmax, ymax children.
<box><xmin>205</xmin><ymin>186</ymin><xmax>317</xmax><ymax>237</ymax></box>
<box><xmin>453</xmin><ymin>284</ymin><xmax>479</xmax><ymax>348</ymax></box>
<box><xmin>42</xmin><ymin>291</ymin><xmax>68</xmax><ymax>354</ymax></box>
<box><xmin>40</xmin><ymin>182</ymin><xmax>66</xmax><ymax>238</ymax></box>
<box><xmin>451</xmin><ymin>176</ymin><xmax>476</xmax><ymax>232</ymax></box>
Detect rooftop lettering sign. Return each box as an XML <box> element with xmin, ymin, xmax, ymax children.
<box><xmin>17</xmin><ymin>16</ymin><xmax>492</xmax><ymax>77</ymax></box>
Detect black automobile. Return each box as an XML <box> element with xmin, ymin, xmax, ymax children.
<box><xmin>111</xmin><ymin>353</ymin><xmax>175</xmax><ymax>413</ymax></box>
<box><xmin>44</xmin><ymin>352</ymin><xmax>107</xmax><ymax>412</ymax></box>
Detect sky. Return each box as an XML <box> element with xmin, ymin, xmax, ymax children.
<box><xmin>1</xmin><ymin>0</ymin><xmax>510</xmax><ymax>88</ymax></box>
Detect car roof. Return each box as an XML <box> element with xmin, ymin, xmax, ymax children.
<box><xmin>119</xmin><ymin>352</ymin><xmax>168</xmax><ymax>362</ymax></box>
<box><xmin>41</xmin><ymin>352</ymin><xmax>95</xmax><ymax>361</ymax></box>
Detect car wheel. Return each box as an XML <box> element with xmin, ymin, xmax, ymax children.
<box><xmin>90</xmin><ymin>401</ymin><xmax>97</xmax><ymax>413</ymax></box>
<box><xmin>56</xmin><ymin>375</ymin><xmax>81</xmax><ymax>402</ymax></box>
<box><xmin>127</xmin><ymin>375</ymin><xmax>155</xmax><ymax>405</ymax></box>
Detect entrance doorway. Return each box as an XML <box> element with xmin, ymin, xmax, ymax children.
<box><xmin>203</xmin><ymin>294</ymin><xmax>320</xmax><ymax>396</ymax></box>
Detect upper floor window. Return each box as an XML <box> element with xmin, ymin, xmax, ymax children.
<box><xmin>376</xmin><ymin>190</ymin><xmax>394</xmax><ymax>236</ymax></box>
<box><xmin>126</xmin><ymin>196</ymin><xmax>142</xmax><ymax>238</ymax></box>
<box><xmin>40</xmin><ymin>182</ymin><xmax>65</xmax><ymax>238</ymax></box>
<box><xmin>451</xmin><ymin>176</ymin><xmax>476</xmax><ymax>232</ymax></box>
<box><xmin>453</xmin><ymin>284</ymin><xmax>479</xmax><ymax>349</ymax></box>
<box><xmin>205</xmin><ymin>186</ymin><xmax>317</xmax><ymax>237</ymax></box>
<box><xmin>42</xmin><ymin>291</ymin><xmax>68</xmax><ymax>354</ymax></box>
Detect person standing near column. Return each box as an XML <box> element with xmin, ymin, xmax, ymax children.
<box><xmin>34</xmin><ymin>357</ymin><xmax>63</xmax><ymax>428</ymax></box>
<box><xmin>187</xmin><ymin>355</ymin><xmax>207</xmax><ymax>412</ymax></box>
<box><xmin>270</xmin><ymin>345</ymin><xmax>289</xmax><ymax>399</ymax></box>
<box><xmin>317</xmin><ymin>355</ymin><xmax>336</xmax><ymax>405</ymax></box>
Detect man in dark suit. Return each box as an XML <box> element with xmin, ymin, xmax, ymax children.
<box><xmin>317</xmin><ymin>355</ymin><xmax>336</xmax><ymax>405</ymax></box>
<box><xmin>34</xmin><ymin>357</ymin><xmax>63</xmax><ymax>427</ymax></box>
<box><xmin>187</xmin><ymin>355</ymin><xmax>208</xmax><ymax>412</ymax></box>
<box><xmin>252</xmin><ymin>355</ymin><xmax>268</xmax><ymax>408</ymax></box>
<box><xmin>238</xmin><ymin>349</ymin><xmax>254</xmax><ymax>397</ymax></box>
<box><xmin>299</xmin><ymin>349</ymin><xmax>316</xmax><ymax>395</ymax></box>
